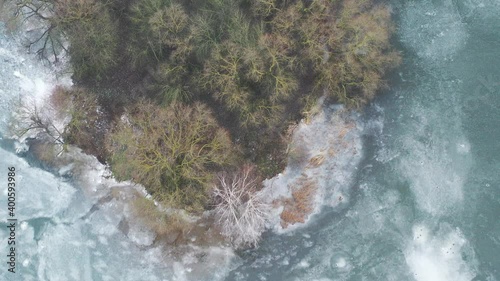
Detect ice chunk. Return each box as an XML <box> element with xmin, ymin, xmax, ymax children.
<box><xmin>405</xmin><ymin>224</ymin><xmax>477</xmax><ymax>281</ymax></box>
<box><xmin>0</xmin><ymin>148</ymin><xmax>76</xmax><ymax>221</ymax></box>
<box><xmin>37</xmin><ymin>224</ymin><xmax>93</xmax><ymax>281</ymax></box>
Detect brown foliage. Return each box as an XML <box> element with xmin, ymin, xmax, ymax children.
<box><xmin>49</xmin><ymin>86</ymin><xmax>72</xmax><ymax>113</ymax></box>
<box><xmin>308</xmin><ymin>154</ymin><xmax>325</xmax><ymax>168</ymax></box>
<box><xmin>280</xmin><ymin>175</ymin><xmax>318</xmax><ymax>228</ymax></box>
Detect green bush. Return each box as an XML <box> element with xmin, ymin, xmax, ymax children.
<box><xmin>127</xmin><ymin>0</ymin><xmax>191</xmax><ymax>68</ymax></box>
<box><xmin>66</xmin><ymin>11</ymin><xmax>119</xmax><ymax>81</ymax></box>
<box><xmin>106</xmin><ymin>101</ymin><xmax>238</xmax><ymax>212</ymax></box>
<box><xmin>149</xmin><ymin>62</ymin><xmax>191</xmax><ymax>105</ymax></box>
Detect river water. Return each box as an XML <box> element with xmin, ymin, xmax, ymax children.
<box><xmin>1</xmin><ymin>0</ymin><xmax>499</xmax><ymax>280</ymax></box>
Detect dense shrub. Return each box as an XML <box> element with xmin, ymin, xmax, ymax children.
<box><xmin>280</xmin><ymin>175</ymin><xmax>318</xmax><ymax>228</ymax></box>
<box><xmin>106</xmin><ymin>101</ymin><xmax>238</xmax><ymax>212</ymax></box>
<box><xmin>65</xmin><ymin>8</ymin><xmax>120</xmax><ymax>81</ymax></box>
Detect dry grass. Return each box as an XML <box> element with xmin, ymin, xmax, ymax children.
<box><xmin>130</xmin><ymin>197</ymin><xmax>190</xmax><ymax>240</ymax></box>
<box><xmin>308</xmin><ymin>154</ymin><xmax>325</xmax><ymax>168</ymax></box>
<box><xmin>29</xmin><ymin>140</ymin><xmax>63</xmax><ymax>168</ymax></box>
<box><xmin>338</xmin><ymin>122</ymin><xmax>355</xmax><ymax>139</ymax></box>
<box><xmin>49</xmin><ymin>86</ymin><xmax>71</xmax><ymax>110</ymax></box>
<box><xmin>280</xmin><ymin>175</ymin><xmax>318</xmax><ymax>228</ymax></box>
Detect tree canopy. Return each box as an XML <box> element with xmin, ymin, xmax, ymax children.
<box><xmin>106</xmin><ymin>101</ymin><xmax>237</xmax><ymax>211</ymax></box>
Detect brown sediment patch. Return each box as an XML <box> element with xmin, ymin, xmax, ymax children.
<box><xmin>278</xmin><ymin>174</ymin><xmax>318</xmax><ymax>228</ymax></box>
<box><xmin>308</xmin><ymin>154</ymin><xmax>325</xmax><ymax>168</ymax></box>
<box><xmin>126</xmin><ymin>194</ymin><xmax>228</xmax><ymax>248</ymax></box>
<box><xmin>171</xmin><ymin>215</ymin><xmax>227</xmax><ymax>247</ymax></box>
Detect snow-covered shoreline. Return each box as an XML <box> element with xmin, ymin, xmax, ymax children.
<box><xmin>261</xmin><ymin>102</ymin><xmax>364</xmax><ymax>233</ymax></box>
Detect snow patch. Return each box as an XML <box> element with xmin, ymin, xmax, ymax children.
<box><xmin>261</xmin><ymin>104</ymin><xmax>363</xmax><ymax>231</ymax></box>
<box><xmin>405</xmin><ymin>224</ymin><xmax>477</xmax><ymax>281</ymax></box>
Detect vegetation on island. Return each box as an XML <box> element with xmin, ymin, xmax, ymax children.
<box><xmin>13</xmin><ymin>0</ymin><xmax>400</xmax><ymax>247</ymax></box>
<box><xmin>212</xmin><ymin>164</ymin><xmax>269</xmax><ymax>247</ymax></box>
<box><xmin>107</xmin><ymin>100</ymin><xmax>238</xmax><ymax>212</ymax></box>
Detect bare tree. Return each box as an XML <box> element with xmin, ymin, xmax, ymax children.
<box><xmin>212</xmin><ymin>165</ymin><xmax>270</xmax><ymax>248</ymax></box>
<box><xmin>11</xmin><ymin>97</ymin><xmax>64</xmax><ymax>145</ymax></box>
<box><xmin>13</xmin><ymin>0</ymin><xmax>66</xmax><ymax>63</ymax></box>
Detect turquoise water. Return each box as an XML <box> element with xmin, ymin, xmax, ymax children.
<box><xmin>225</xmin><ymin>0</ymin><xmax>500</xmax><ymax>280</ymax></box>
<box><xmin>0</xmin><ymin>0</ymin><xmax>499</xmax><ymax>280</ymax></box>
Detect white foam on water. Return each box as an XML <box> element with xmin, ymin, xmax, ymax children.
<box><xmin>166</xmin><ymin>245</ymin><xmax>240</xmax><ymax>281</ymax></box>
<box><xmin>405</xmin><ymin>224</ymin><xmax>477</xmax><ymax>281</ymax></box>
<box><xmin>458</xmin><ymin>0</ymin><xmax>500</xmax><ymax>22</ymax></box>
<box><xmin>281</xmin><ymin>179</ymin><xmax>413</xmax><ymax>280</ymax></box>
<box><xmin>399</xmin><ymin>146</ymin><xmax>466</xmax><ymax>215</ymax></box>
<box><xmin>456</xmin><ymin>139</ymin><xmax>471</xmax><ymax>154</ymax></box>
<box><xmin>297</xmin><ymin>259</ymin><xmax>310</xmax><ymax>268</ymax></box>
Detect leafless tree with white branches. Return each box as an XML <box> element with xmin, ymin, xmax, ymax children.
<box><xmin>212</xmin><ymin>165</ymin><xmax>270</xmax><ymax>248</ymax></box>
